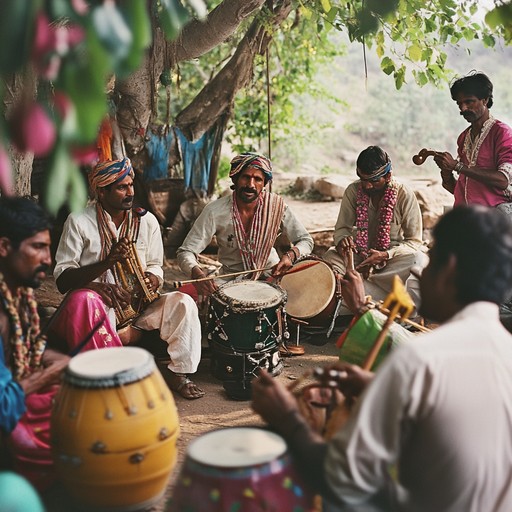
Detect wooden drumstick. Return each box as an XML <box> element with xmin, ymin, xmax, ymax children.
<box><xmin>346</xmin><ymin>249</ymin><xmax>355</xmax><ymax>271</ymax></box>
<box><xmin>170</xmin><ymin>266</ymin><xmax>273</xmax><ymax>288</ymax></box>
<box><xmin>412</xmin><ymin>148</ymin><xmax>441</xmax><ymax>165</ymax></box>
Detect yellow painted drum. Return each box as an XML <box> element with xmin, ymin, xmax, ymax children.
<box><xmin>51</xmin><ymin>347</ymin><xmax>179</xmax><ymax>511</ymax></box>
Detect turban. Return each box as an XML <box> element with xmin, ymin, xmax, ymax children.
<box><xmin>89</xmin><ymin>157</ymin><xmax>134</xmax><ymax>191</ymax></box>
<box><xmin>229</xmin><ymin>153</ymin><xmax>273</xmax><ymax>182</ymax></box>
<box><xmin>356</xmin><ymin>160</ymin><xmax>392</xmax><ymax>181</ymax></box>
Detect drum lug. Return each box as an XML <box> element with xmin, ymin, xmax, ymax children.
<box><xmin>129</xmin><ymin>452</ymin><xmax>145</xmax><ymax>464</ymax></box>
<box><xmin>158</xmin><ymin>427</ymin><xmax>170</xmax><ymax>440</ymax></box>
<box><xmin>91</xmin><ymin>441</ymin><xmax>107</xmax><ymax>454</ymax></box>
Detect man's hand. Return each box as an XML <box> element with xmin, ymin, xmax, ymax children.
<box><xmin>336</xmin><ymin>236</ymin><xmax>356</xmax><ymax>257</ymax></box>
<box><xmin>191</xmin><ymin>266</ymin><xmax>217</xmax><ymax>298</ymax></box>
<box><xmin>143</xmin><ymin>272</ymin><xmax>160</xmax><ymax>294</ymax></box>
<box><xmin>272</xmin><ymin>253</ymin><xmax>293</xmax><ymax>278</ymax></box>
<box><xmin>433</xmin><ymin>151</ymin><xmax>458</xmax><ymax>173</ymax></box>
<box><xmin>19</xmin><ymin>356</ymin><xmax>69</xmax><ymax>395</ymax></box>
<box><xmin>340</xmin><ymin>269</ymin><xmax>367</xmax><ymax>315</ymax></box>
<box><xmin>325</xmin><ymin>362</ymin><xmax>374</xmax><ymax>399</ymax></box>
<box><xmin>251</xmin><ymin>369</ymin><xmax>300</xmax><ymax>429</ymax></box>
<box><xmin>106</xmin><ymin>237</ymin><xmax>132</xmax><ymax>267</ymax></box>
<box><xmin>88</xmin><ymin>282</ymin><xmax>131</xmax><ymax>309</ymax></box>
<box><xmin>358</xmin><ymin>249</ymin><xmax>388</xmax><ymax>270</ymax></box>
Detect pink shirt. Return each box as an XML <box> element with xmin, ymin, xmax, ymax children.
<box><xmin>453</xmin><ymin>117</ymin><xmax>512</xmax><ymax>207</ymax></box>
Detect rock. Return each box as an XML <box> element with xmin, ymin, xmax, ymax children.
<box><xmin>313</xmin><ymin>176</ymin><xmax>351</xmax><ymax>199</ymax></box>
<box><xmin>293</xmin><ymin>176</ymin><xmax>317</xmax><ymax>193</ymax></box>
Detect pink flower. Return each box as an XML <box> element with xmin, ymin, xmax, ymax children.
<box><xmin>71</xmin><ymin>143</ymin><xmax>99</xmax><ymax>165</ymax></box>
<box><xmin>10</xmin><ymin>101</ymin><xmax>56</xmax><ymax>157</ymax></box>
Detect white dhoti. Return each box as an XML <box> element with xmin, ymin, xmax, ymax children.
<box><xmin>134</xmin><ymin>291</ymin><xmax>202</xmax><ymax>374</ymax></box>
<box><xmin>323</xmin><ymin>248</ymin><xmax>418</xmax><ymax>315</ymax></box>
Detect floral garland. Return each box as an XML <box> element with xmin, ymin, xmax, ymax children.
<box><xmin>0</xmin><ymin>273</ymin><xmax>46</xmax><ymax>380</ymax></box>
<box><xmin>355</xmin><ymin>179</ymin><xmax>399</xmax><ymax>259</ymax></box>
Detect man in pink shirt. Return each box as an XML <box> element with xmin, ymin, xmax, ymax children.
<box><xmin>434</xmin><ymin>72</ymin><xmax>512</xmax><ymax>213</ymax></box>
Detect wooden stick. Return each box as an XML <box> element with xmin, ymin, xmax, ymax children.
<box><xmin>361</xmin><ymin>313</ymin><xmax>397</xmax><ymax>371</ymax></box>
<box><xmin>170</xmin><ymin>266</ymin><xmax>274</xmax><ymax>288</ymax></box>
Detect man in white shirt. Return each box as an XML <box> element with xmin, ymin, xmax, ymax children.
<box><xmin>54</xmin><ymin>158</ymin><xmax>204</xmax><ymax>399</ymax></box>
<box><xmin>252</xmin><ymin>204</ymin><xmax>512</xmax><ymax>511</ymax></box>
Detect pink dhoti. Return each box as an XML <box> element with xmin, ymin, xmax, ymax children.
<box><xmin>8</xmin><ymin>289</ymin><xmax>122</xmax><ymax>490</ymax></box>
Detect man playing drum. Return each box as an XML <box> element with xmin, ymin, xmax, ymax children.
<box><xmin>253</xmin><ymin>205</ymin><xmax>512</xmax><ymax>511</ymax></box>
<box><xmin>323</xmin><ymin>145</ymin><xmax>424</xmax><ymax>315</ymax></box>
<box><xmin>54</xmin><ymin>158</ymin><xmax>204</xmax><ymax>400</ymax></box>
<box><xmin>177</xmin><ymin>152</ymin><xmax>314</xmax><ymax>356</ymax></box>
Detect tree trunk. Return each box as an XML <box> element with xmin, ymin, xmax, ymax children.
<box><xmin>116</xmin><ymin>0</ymin><xmax>267</xmax><ymax>158</ymax></box>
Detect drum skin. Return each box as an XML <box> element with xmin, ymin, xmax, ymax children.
<box><xmin>208</xmin><ymin>281</ymin><xmax>287</xmax><ymax>352</ymax></box>
<box><xmin>51</xmin><ymin>348</ymin><xmax>179</xmax><ymax>510</ymax></box>
<box><xmin>280</xmin><ymin>257</ymin><xmax>337</xmax><ymax>326</ymax></box>
<box><xmin>169</xmin><ymin>428</ymin><xmax>315</xmax><ymax>512</ymax></box>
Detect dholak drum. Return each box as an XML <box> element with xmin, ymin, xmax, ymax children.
<box><xmin>169</xmin><ymin>427</ymin><xmax>315</xmax><ymax>512</ymax></box>
<box><xmin>280</xmin><ymin>257</ymin><xmax>338</xmax><ymax>326</ymax></box>
<box><xmin>338</xmin><ymin>309</ymin><xmax>412</xmax><ymax>368</ymax></box>
<box><xmin>51</xmin><ymin>346</ymin><xmax>179</xmax><ymax>511</ymax></box>
<box><xmin>207</xmin><ymin>281</ymin><xmax>287</xmax><ymax>400</ymax></box>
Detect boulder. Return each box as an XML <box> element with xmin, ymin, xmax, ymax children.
<box><xmin>314</xmin><ymin>176</ymin><xmax>351</xmax><ymax>199</ymax></box>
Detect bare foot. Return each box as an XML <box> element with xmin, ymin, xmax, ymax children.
<box><xmin>167</xmin><ymin>371</ymin><xmax>205</xmax><ymax>400</ymax></box>
<box><xmin>117</xmin><ymin>325</ymin><xmax>143</xmax><ymax>345</ymax></box>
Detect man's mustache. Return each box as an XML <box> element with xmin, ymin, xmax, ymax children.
<box><xmin>122</xmin><ymin>197</ymin><xmax>134</xmax><ymax>203</ymax></box>
<box><xmin>35</xmin><ymin>264</ymin><xmax>50</xmax><ymax>275</ymax></box>
<box><xmin>241</xmin><ymin>187</ymin><xmax>257</xmax><ymax>194</ymax></box>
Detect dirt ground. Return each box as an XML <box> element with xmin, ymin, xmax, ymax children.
<box><xmin>37</xmin><ymin>196</ymin><xmax>345</xmax><ymax>511</ymax></box>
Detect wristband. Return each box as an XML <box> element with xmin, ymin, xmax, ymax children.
<box><xmin>453</xmin><ymin>161</ymin><xmax>464</xmax><ymax>173</ymax></box>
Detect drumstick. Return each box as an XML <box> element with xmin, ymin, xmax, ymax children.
<box><xmin>346</xmin><ymin>249</ymin><xmax>354</xmax><ymax>271</ymax></box>
<box><xmin>170</xmin><ymin>266</ymin><xmax>274</xmax><ymax>288</ymax></box>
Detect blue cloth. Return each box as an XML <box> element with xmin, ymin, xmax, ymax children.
<box><xmin>0</xmin><ymin>336</ymin><xmax>26</xmax><ymax>434</ymax></box>
<box><xmin>144</xmin><ymin>130</ymin><xmax>174</xmax><ymax>182</ymax></box>
<box><xmin>175</xmin><ymin>125</ymin><xmax>219</xmax><ymax>194</ymax></box>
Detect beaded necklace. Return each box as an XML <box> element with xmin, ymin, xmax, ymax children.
<box><xmin>355</xmin><ymin>179</ymin><xmax>399</xmax><ymax>259</ymax></box>
<box><xmin>0</xmin><ymin>272</ymin><xmax>46</xmax><ymax>379</ymax></box>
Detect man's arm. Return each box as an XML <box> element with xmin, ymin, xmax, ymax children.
<box><xmin>386</xmin><ymin>184</ymin><xmax>423</xmax><ymax>259</ymax></box>
<box><xmin>333</xmin><ymin>184</ymin><xmax>358</xmax><ymax>247</ymax></box>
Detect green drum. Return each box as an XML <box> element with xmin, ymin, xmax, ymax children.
<box><xmin>207</xmin><ymin>280</ymin><xmax>287</xmax><ymax>352</ymax></box>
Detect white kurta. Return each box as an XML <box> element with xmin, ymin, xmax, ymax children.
<box><xmin>54</xmin><ymin>204</ymin><xmax>201</xmax><ymax>374</ymax></box>
<box><xmin>325</xmin><ymin>302</ymin><xmax>512</xmax><ymax>512</ymax></box>
<box><xmin>176</xmin><ymin>193</ymin><xmax>314</xmax><ymax>278</ymax></box>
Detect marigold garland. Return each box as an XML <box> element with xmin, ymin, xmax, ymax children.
<box><xmin>355</xmin><ymin>179</ymin><xmax>399</xmax><ymax>259</ymax></box>
<box><xmin>0</xmin><ymin>273</ymin><xmax>46</xmax><ymax>379</ymax></box>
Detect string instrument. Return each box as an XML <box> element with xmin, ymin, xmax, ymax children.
<box><xmin>113</xmin><ymin>241</ymin><xmax>159</xmax><ymax>328</ymax></box>
<box><xmin>412</xmin><ymin>148</ymin><xmax>442</xmax><ymax>165</ymax></box>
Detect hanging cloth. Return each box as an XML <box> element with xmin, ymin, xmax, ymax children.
<box><xmin>143</xmin><ymin>129</ymin><xmax>174</xmax><ymax>182</ymax></box>
<box><xmin>175</xmin><ymin>125</ymin><xmax>220</xmax><ymax>195</ymax></box>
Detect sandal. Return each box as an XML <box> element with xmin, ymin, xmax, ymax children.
<box><xmin>168</xmin><ymin>372</ymin><xmax>205</xmax><ymax>400</ymax></box>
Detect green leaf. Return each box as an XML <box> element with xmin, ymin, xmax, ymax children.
<box><xmin>380</xmin><ymin>56</ymin><xmax>395</xmax><ymax>75</ymax></box>
<box><xmin>407</xmin><ymin>44</ymin><xmax>422</xmax><ymax>62</ymax></box>
<box><xmin>321</xmin><ymin>0</ymin><xmax>331</xmax><ymax>14</ymax></box>
<box><xmin>68</xmin><ymin>164</ymin><xmax>88</xmax><ymax>212</ymax></box>
<box><xmin>120</xmin><ymin>0</ymin><xmax>153</xmax><ymax>73</ymax></box>
<box><xmin>159</xmin><ymin>0</ymin><xmax>190</xmax><ymax>40</ymax></box>
<box><xmin>92</xmin><ymin>1</ymin><xmax>132</xmax><ymax>61</ymax></box>
<box><xmin>44</xmin><ymin>142</ymin><xmax>71</xmax><ymax>216</ymax></box>
<box><xmin>0</xmin><ymin>0</ymin><xmax>40</xmax><ymax>74</ymax></box>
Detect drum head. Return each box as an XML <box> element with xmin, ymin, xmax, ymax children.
<box><xmin>187</xmin><ymin>427</ymin><xmax>286</xmax><ymax>467</ymax></box>
<box><xmin>215</xmin><ymin>280</ymin><xmax>286</xmax><ymax>311</ymax></box>
<box><xmin>65</xmin><ymin>346</ymin><xmax>155</xmax><ymax>388</ymax></box>
<box><xmin>280</xmin><ymin>259</ymin><xmax>336</xmax><ymax>319</ymax></box>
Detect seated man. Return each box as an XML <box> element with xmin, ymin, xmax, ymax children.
<box><xmin>323</xmin><ymin>145</ymin><xmax>424</xmax><ymax>316</ymax></box>
<box><xmin>0</xmin><ymin>197</ymin><xmax>73</xmax><ymax>490</ymax></box>
<box><xmin>54</xmin><ymin>158</ymin><xmax>204</xmax><ymax>400</ymax></box>
<box><xmin>253</xmin><ymin>205</ymin><xmax>512</xmax><ymax>511</ymax></box>
<box><xmin>177</xmin><ymin>152</ymin><xmax>314</xmax><ymax>354</ymax></box>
